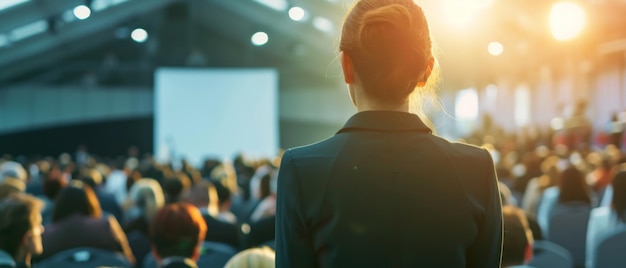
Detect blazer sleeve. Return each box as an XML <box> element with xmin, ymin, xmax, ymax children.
<box><xmin>275</xmin><ymin>149</ymin><xmax>317</xmax><ymax>268</ymax></box>
<box><xmin>466</xmin><ymin>150</ymin><xmax>503</xmax><ymax>267</ymax></box>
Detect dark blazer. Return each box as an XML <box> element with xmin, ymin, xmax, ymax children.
<box><xmin>38</xmin><ymin>215</ymin><xmax>135</xmax><ymax>264</ymax></box>
<box><xmin>200</xmin><ymin>213</ymin><xmax>241</xmax><ymax>249</ymax></box>
<box><xmin>276</xmin><ymin>111</ymin><xmax>503</xmax><ymax>268</ymax></box>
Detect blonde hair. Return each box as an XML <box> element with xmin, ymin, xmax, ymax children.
<box><xmin>127</xmin><ymin>179</ymin><xmax>165</xmax><ymax>222</ymax></box>
<box><xmin>224</xmin><ymin>247</ymin><xmax>275</xmax><ymax>268</ymax></box>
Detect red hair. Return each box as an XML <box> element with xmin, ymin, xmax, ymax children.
<box><xmin>150</xmin><ymin>202</ymin><xmax>207</xmax><ymax>260</ymax></box>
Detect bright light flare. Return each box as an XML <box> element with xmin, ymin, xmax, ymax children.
<box><xmin>251</xmin><ymin>32</ymin><xmax>269</xmax><ymax>46</ymax></box>
<box><xmin>550</xmin><ymin>2</ymin><xmax>585</xmax><ymax>41</ymax></box>
<box><xmin>488</xmin><ymin>42</ymin><xmax>504</xmax><ymax>56</ymax></box>
<box><xmin>289</xmin><ymin>7</ymin><xmax>306</xmax><ymax>21</ymax></box>
<box><xmin>131</xmin><ymin>28</ymin><xmax>148</xmax><ymax>43</ymax></box>
<box><xmin>73</xmin><ymin>5</ymin><xmax>91</xmax><ymax>20</ymax></box>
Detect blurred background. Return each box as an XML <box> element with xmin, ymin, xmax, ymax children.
<box><xmin>0</xmin><ymin>0</ymin><xmax>625</xmax><ymax>160</ymax></box>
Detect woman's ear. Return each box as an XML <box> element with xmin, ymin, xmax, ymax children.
<box><xmin>340</xmin><ymin>51</ymin><xmax>354</xmax><ymax>84</ymax></box>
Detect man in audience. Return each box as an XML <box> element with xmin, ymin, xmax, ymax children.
<box><xmin>0</xmin><ymin>193</ymin><xmax>44</xmax><ymax>268</ymax></box>
<box><xmin>502</xmin><ymin>206</ymin><xmax>534</xmax><ymax>268</ymax></box>
<box><xmin>150</xmin><ymin>203</ymin><xmax>207</xmax><ymax>268</ymax></box>
<box><xmin>184</xmin><ymin>181</ymin><xmax>240</xmax><ymax>248</ymax></box>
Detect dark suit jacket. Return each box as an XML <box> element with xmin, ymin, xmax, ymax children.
<box><xmin>276</xmin><ymin>111</ymin><xmax>503</xmax><ymax>267</ymax></box>
<box><xmin>201</xmin><ymin>213</ymin><xmax>240</xmax><ymax>249</ymax></box>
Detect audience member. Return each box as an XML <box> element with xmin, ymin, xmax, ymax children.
<box><xmin>502</xmin><ymin>206</ymin><xmax>534</xmax><ymax>268</ymax></box>
<box><xmin>0</xmin><ymin>178</ymin><xmax>25</xmax><ymax>200</ymax></box>
<box><xmin>150</xmin><ymin>203</ymin><xmax>207</xmax><ymax>268</ymax></box>
<box><xmin>0</xmin><ymin>194</ymin><xmax>44</xmax><ymax>268</ymax></box>
<box><xmin>80</xmin><ymin>168</ymin><xmax>123</xmax><ymax>221</ymax></box>
<box><xmin>586</xmin><ymin>165</ymin><xmax>626</xmax><ymax>268</ymax></box>
<box><xmin>213</xmin><ymin>182</ymin><xmax>237</xmax><ymax>224</ymax></box>
<box><xmin>224</xmin><ymin>247</ymin><xmax>275</xmax><ymax>268</ymax></box>
<box><xmin>184</xmin><ymin>181</ymin><xmax>240</xmax><ymax>249</ymax></box>
<box><xmin>124</xmin><ymin>178</ymin><xmax>165</xmax><ymax>268</ymax></box>
<box><xmin>105</xmin><ymin>158</ymin><xmax>129</xmax><ymax>205</ymax></box>
<box><xmin>162</xmin><ymin>175</ymin><xmax>191</xmax><ymax>204</ymax></box>
<box><xmin>38</xmin><ymin>180</ymin><xmax>134</xmax><ymax>263</ymax></box>
<box><xmin>40</xmin><ymin>174</ymin><xmax>67</xmax><ymax>224</ymax></box>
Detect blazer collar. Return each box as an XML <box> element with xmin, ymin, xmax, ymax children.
<box><xmin>338</xmin><ymin>111</ymin><xmax>432</xmax><ymax>134</ymax></box>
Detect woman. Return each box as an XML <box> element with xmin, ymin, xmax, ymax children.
<box><xmin>123</xmin><ymin>179</ymin><xmax>164</xmax><ymax>267</ymax></box>
<box><xmin>38</xmin><ymin>180</ymin><xmax>134</xmax><ymax>263</ymax></box>
<box><xmin>586</xmin><ymin>166</ymin><xmax>626</xmax><ymax>268</ymax></box>
<box><xmin>275</xmin><ymin>0</ymin><xmax>502</xmax><ymax>267</ymax></box>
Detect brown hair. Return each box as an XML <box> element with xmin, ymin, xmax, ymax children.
<box><xmin>0</xmin><ymin>193</ymin><xmax>43</xmax><ymax>258</ymax></box>
<box><xmin>557</xmin><ymin>166</ymin><xmax>591</xmax><ymax>205</ymax></box>
<box><xmin>52</xmin><ymin>180</ymin><xmax>102</xmax><ymax>223</ymax></box>
<box><xmin>340</xmin><ymin>0</ymin><xmax>434</xmax><ymax>105</ymax></box>
<box><xmin>502</xmin><ymin>206</ymin><xmax>533</xmax><ymax>267</ymax></box>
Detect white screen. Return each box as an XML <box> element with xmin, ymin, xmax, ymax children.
<box><xmin>154</xmin><ymin>68</ymin><xmax>279</xmax><ymax>165</ymax></box>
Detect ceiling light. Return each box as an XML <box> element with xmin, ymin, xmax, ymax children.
<box><xmin>550</xmin><ymin>1</ymin><xmax>585</xmax><ymax>41</ymax></box>
<box><xmin>488</xmin><ymin>42</ymin><xmax>504</xmax><ymax>56</ymax></box>
<box><xmin>289</xmin><ymin>7</ymin><xmax>306</xmax><ymax>21</ymax></box>
<box><xmin>131</xmin><ymin>28</ymin><xmax>148</xmax><ymax>43</ymax></box>
<box><xmin>73</xmin><ymin>5</ymin><xmax>91</xmax><ymax>20</ymax></box>
<box><xmin>251</xmin><ymin>32</ymin><xmax>269</xmax><ymax>46</ymax></box>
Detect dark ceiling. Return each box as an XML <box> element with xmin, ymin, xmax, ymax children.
<box><xmin>1</xmin><ymin>0</ymin><xmax>626</xmax><ymax>91</ymax></box>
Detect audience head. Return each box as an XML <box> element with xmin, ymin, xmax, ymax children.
<box><xmin>340</xmin><ymin>0</ymin><xmax>435</xmax><ymax>107</ymax></box>
<box><xmin>224</xmin><ymin>247</ymin><xmax>275</xmax><ymax>268</ymax></box>
<box><xmin>183</xmin><ymin>181</ymin><xmax>218</xmax><ymax>215</ymax></box>
<box><xmin>127</xmin><ymin>179</ymin><xmax>165</xmax><ymax>222</ymax></box>
<box><xmin>42</xmin><ymin>174</ymin><xmax>67</xmax><ymax>201</ymax></box>
<box><xmin>0</xmin><ymin>178</ymin><xmax>25</xmax><ymax>200</ymax></box>
<box><xmin>502</xmin><ymin>206</ymin><xmax>534</xmax><ymax>267</ymax></box>
<box><xmin>611</xmin><ymin>165</ymin><xmax>626</xmax><ymax>223</ymax></box>
<box><xmin>0</xmin><ymin>193</ymin><xmax>44</xmax><ymax>263</ymax></box>
<box><xmin>557</xmin><ymin>166</ymin><xmax>591</xmax><ymax>205</ymax></box>
<box><xmin>150</xmin><ymin>203</ymin><xmax>207</xmax><ymax>262</ymax></box>
<box><xmin>213</xmin><ymin>181</ymin><xmax>232</xmax><ymax>211</ymax></box>
<box><xmin>52</xmin><ymin>180</ymin><xmax>101</xmax><ymax>223</ymax></box>
<box><xmin>78</xmin><ymin>168</ymin><xmax>103</xmax><ymax>188</ymax></box>
<box><xmin>162</xmin><ymin>174</ymin><xmax>191</xmax><ymax>204</ymax></box>
<box><xmin>0</xmin><ymin>161</ymin><xmax>27</xmax><ymax>183</ymax></box>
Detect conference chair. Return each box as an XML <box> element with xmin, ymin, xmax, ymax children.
<box><xmin>594</xmin><ymin>228</ymin><xmax>626</xmax><ymax>268</ymax></box>
<box><xmin>528</xmin><ymin>240</ymin><xmax>574</xmax><ymax>268</ymax></box>
<box><xmin>34</xmin><ymin>247</ymin><xmax>131</xmax><ymax>268</ymax></box>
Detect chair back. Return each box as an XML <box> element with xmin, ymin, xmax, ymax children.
<box><xmin>34</xmin><ymin>247</ymin><xmax>131</xmax><ymax>268</ymax></box>
<box><xmin>594</xmin><ymin>229</ymin><xmax>626</xmax><ymax>268</ymax></box>
<box><xmin>547</xmin><ymin>202</ymin><xmax>590</xmax><ymax>267</ymax></box>
<box><xmin>528</xmin><ymin>240</ymin><xmax>574</xmax><ymax>268</ymax></box>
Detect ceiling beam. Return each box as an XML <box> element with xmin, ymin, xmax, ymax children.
<box><xmin>0</xmin><ymin>0</ymin><xmax>181</xmax><ymax>82</ymax></box>
<box><xmin>0</xmin><ymin>0</ymin><xmax>84</xmax><ymax>34</ymax></box>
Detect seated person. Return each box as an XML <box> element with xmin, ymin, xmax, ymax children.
<box><xmin>224</xmin><ymin>247</ymin><xmax>275</xmax><ymax>268</ymax></box>
<box><xmin>184</xmin><ymin>181</ymin><xmax>240</xmax><ymax>249</ymax></box>
<box><xmin>0</xmin><ymin>193</ymin><xmax>44</xmax><ymax>268</ymax></box>
<box><xmin>37</xmin><ymin>180</ymin><xmax>134</xmax><ymax>264</ymax></box>
<box><xmin>502</xmin><ymin>206</ymin><xmax>534</xmax><ymax>268</ymax></box>
<box><xmin>150</xmin><ymin>203</ymin><xmax>207</xmax><ymax>268</ymax></box>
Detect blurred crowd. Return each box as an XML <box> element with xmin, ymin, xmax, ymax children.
<box><xmin>0</xmin><ymin>148</ymin><xmax>281</xmax><ymax>268</ymax></box>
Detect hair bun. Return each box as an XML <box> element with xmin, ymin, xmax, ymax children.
<box><xmin>358</xmin><ymin>4</ymin><xmax>413</xmax><ymax>55</ymax></box>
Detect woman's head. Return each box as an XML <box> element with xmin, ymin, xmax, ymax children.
<box><xmin>52</xmin><ymin>180</ymin><xmax>101</xmax><ymax>223</ymax></box>
<box><xmin>557</xmin><ymin>166</ymin><xmax>591</xmax><ymax>205</ymax></box>
<box><xmin>340</xmin><ymin>0</ymin><xmax>434</xmax><ymax>107</ymax></box>
<box><xmin>611</xmin><ymin>166</ymin><xmax>626</xmax><ymax>223</ymax></box>
<box><xmin>128</xmin><ymin>179</ymin><xmax>165</xmax><ymax>222</ymax></box>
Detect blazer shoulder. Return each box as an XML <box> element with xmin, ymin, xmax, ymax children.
<box><xmin>431</xmin><ymin>135</ymin><xmax>491</xmax><ymax>162</ymax></box>
<box><xmin>286</xmin><ymin>135</ymin><xmax>344</xmax><ymax>159</ymax></box>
